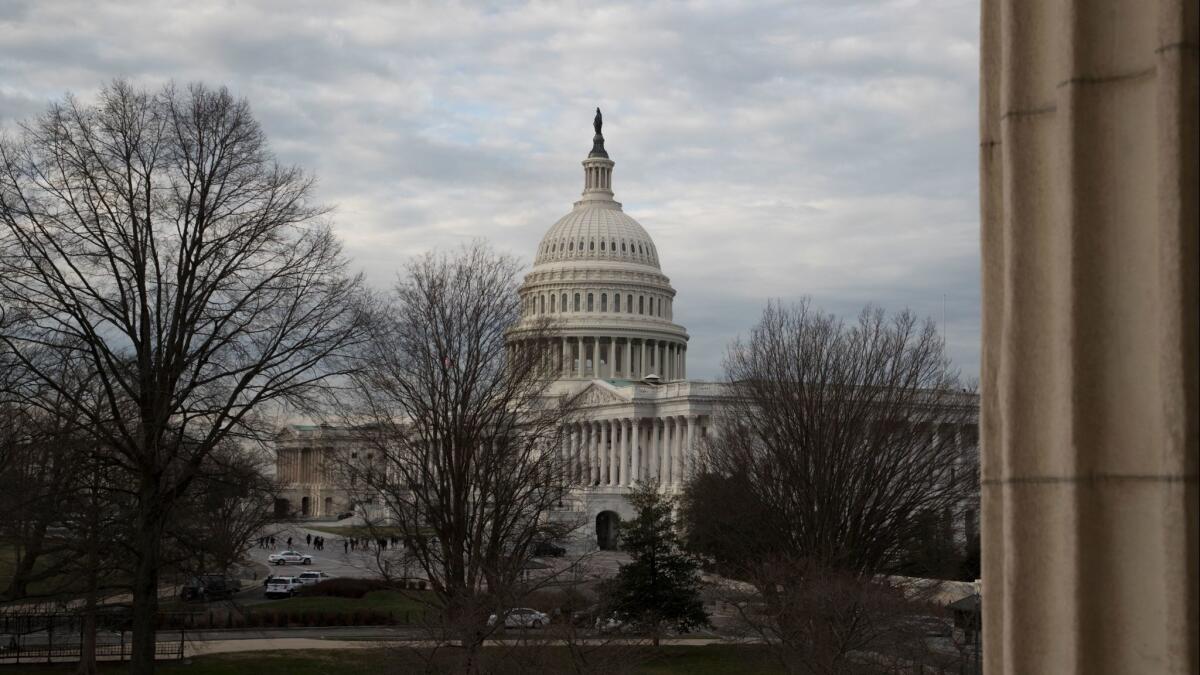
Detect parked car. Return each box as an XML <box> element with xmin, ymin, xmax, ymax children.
<box><xmin>595</xmin><ymin>614</ymin><xmax>643</xmax><ymax>634</ymax></box>
<box><xmin>267</xmin><ymin>550</ymin><xmax>313</xmax><ymax>566</ymax></box>
<box><xmin>533</xmin><ymin>540</ymin><xmax>566</xmax><ymax>557</ymax></box>
<box><xmin>296</xmin><ymin>570</ymin><xmax>332</xmax><ymax>585</ymax></box>
<box><xmin>264</xmin><ymin>576</ymin><xmax>303</xmax><ymax>599</ymax></box>
<box><xmin>179</xmin><ymin>574</ymin><xmax>241</xmax><ymax>601</ymax></box>
<box><xmin>488</xmin><ymin>607</ymin><xmax>549</xmax><ymax>629</ymax></box>
<box><xmin>336</xmin><ymin>511</ymin><xmax>355</xmax><ymax>520</ymax></box>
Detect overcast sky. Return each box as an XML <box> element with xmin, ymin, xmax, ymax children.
<box><xmin>0</xmin><ymin>0</ymin><xmax>982</xmax><ymax>382</ymax></box>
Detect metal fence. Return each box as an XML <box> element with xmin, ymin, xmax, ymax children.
<box><xmin>0</xmin><ymin>608</ymin><xmax>185</xmax><ymax>665</ymax></box>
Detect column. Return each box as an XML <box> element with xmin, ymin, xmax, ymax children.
<box><xmin>979</xmin><ymin>2</ymin><xmax>1198</xmax><ymax>671</ymax></box>
<box><xmin>630</xmin><ymin>419</ymin><xmax>641</xmax><ymax>484</ymax></box>
<box><xmin>618</xmin><ymin>419</ymin><xmax>630</xmax><ymax>486</ymax></box>
<box><xmin>560</xmin><ymin>337</ymin><xmax>568</xmax><ymax>377</ymax></box>
<box><xmin>648</xmin><ymin>417</ymin><xmax>657</xmax><ymax>480</ymax></box>
<box><xmin>625</xmin><ymin>339</ymin><xmax>633</xmax><ymax>379</ymax></box>
<box><xmin>599</xmin><ymin>421</ymin><xmax>609</xmax><ymax>486</ymax></box>
<box><xmin>668</xmin><ymin>345</ymin><xmax>676</xmax><ymax>381</ymax></box>
<box><xmin>576</xmin><ymin>420</ymin><xmax>585</xmax><ymax>482</ymax></box>
<box><xmin>680</xmin><ymin>346</ymin><xmax>686</xmax><ymax>379</ymax></box>
<box><xmin>669</xmin><ymin>417</ymin><xmax>681</xmax><ymax>485</ymax></box>
<box><xmin>608</xmin><ymin>338</ymin><xmax>617</xmax><ymax>379</ymax></box>
<box><xmin>685</xmin><ymin>415</ymin><xmax>697</xmax><ymax>480</ymax></box>
<box><xmin>639</xmin><ymin>340</ymin><xmax>647</xmax><ymax>378</ymax></box>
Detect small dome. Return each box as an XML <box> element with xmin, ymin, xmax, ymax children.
<box><xmin>534</xmin><ymin>203</ymin><xmax>660</xmax><ymax>268</ymax></box>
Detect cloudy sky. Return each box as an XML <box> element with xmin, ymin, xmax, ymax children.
<box><xmin>0</xmin><ymin>0</ymin><xmax>981</xmax><ymax>381</ymax></box>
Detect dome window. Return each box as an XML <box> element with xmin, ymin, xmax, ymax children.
<box><xmin>589</xmin><ymin>240</ymin><xmax>595</xmax><ymax>251</ymax></box>
<box><xmin>600</xmin><ymin>241</ymin><xmax>605</xmax><ymax>251</ymax></box>
<box><xmin>587</xmin><ymin>293</ymin><xmax>594</xmax><ymax>312</ymax></box>
<box><xmin>621</xmin><ymin>242</ymin><xmax>626</xmax><ymax>252</ymax></box>
<box><xmin>601</xmin><ymin>293</ymin><xmax>608</xmax><ymax>312</ymax></box>
<box><xmin>568</xmin><ymin>242</ymin><xmax>574</xmax><ymax>251</ymax></box>
<box><xmin>627</xmin><ymin>294</ymin><xmax>633</xmax><ymax>313</ymax></box>
<box><xmin>614</xmin><ymin>294</ymin><xmax>621</xmax><ymax>312</ymax></box>
<box><xmin>610</xmin><ymin>240</ymin><xmax>616</xmax><ymax>252</ymax></box>
<box><xmin>574</xmin><ymin>294</ymin><xmax>580</xmax><ymax>312</ymax></box>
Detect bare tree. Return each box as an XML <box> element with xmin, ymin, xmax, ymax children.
<box><xmin>339</xmin><ymin>241</ymin><xmax>579</xmax><ymax>673</ymax></box>
<box><xmin>681</xmin><ymin>300</ymin><xmax>977</xmax><ymax>673</ymax></box>
<box><xmin>0</xmin><ymin>80</ymin><xmax>366</xmax><ymax>673</ymax></box>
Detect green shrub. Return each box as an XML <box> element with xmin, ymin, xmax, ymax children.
<box><xmin>295</xmin><ymin>577</ymin><xmax>395</xmax><ymax>599</ymax></box>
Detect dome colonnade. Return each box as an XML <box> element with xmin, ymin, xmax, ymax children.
<box><xmin>509</xmin><ymin>109</ymin><xmax>689</xmax><ymax>382</ymax></box>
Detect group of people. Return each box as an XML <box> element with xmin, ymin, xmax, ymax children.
<box><xmin>344</xmin><ymin>536</ymin><xmax>402</xmax><ymax>552</ymax></box>
<box><xmin>255</xmin><ymin>531</ymin><xmax>409</xmax><ymax>556</ymax></box>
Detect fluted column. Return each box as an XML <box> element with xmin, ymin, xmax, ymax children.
<box><xmin>980</xmin><ymin>1</ymin><xmax>1199</xmax><ymax>671</ymax></box>
<box><xmin>561</xmin><ymin>337</ymin><xmax>569</xmax><ymax>377</ymax></box>
<box><xmin>670</xmin><ymin>417</ymin><xmax>682</xmax><ymax>485</ymax></box>
<box><xmin>685</xmin><ymin>415</ymin><xmax>697</xmax><ymax>480</ymax></box>
<box><xmin>573</xmin><ymin>423</ymin><xmax>583</xmax><ymax>485</ymax></box>
<box><xmin>618</xmin><ymin>419</ymin><xmax>629</xmax><ymax>486</ymax></box>
<box><xmin>608</xmin><ymin>339</ymin><xmax>616</xmax><ymax>379</ymax></box>
<box><xmin>630</xmin><ymin>419</ymin><xmax>641</xmax><ymax>483</ymax></box>
<box><xmin>645</xmin><ymin>418</ymin><xmax>657</xmax><ymax>481</ymax></box>
<box><xmin>599</xmin><ymin>421</ymin><xmax>609</xmax><ymax>486</ymax></box>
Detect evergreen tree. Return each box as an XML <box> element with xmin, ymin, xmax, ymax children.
<box><xmin>605</xmin><ymin>481</ymin><xmax>709</xmax><ymax>645</ymax></box>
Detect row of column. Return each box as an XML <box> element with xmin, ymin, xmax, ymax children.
<box><xmin>278</xmin><ymin>447</ymin><xmax>328</xmax><ymax>485</ymax></box>
<box><xmin>561</xmin><ymin>416</ymin><xmax>702</xmax><ymax>488</ymax></box>
<box><xmin>548</xmin><ymin>336</ymin><xmax>686</xmax><ymax>380</ymax></box>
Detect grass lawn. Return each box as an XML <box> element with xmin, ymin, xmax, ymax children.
<box><xmin>15</xmin><ymin>645</ymin><xmax>785</xmax><ymax>675</ymax></box>
<box><xmin>253</xmin><ymin>590</ymin><xmax>433</xmax><ymax>615</ymax></box>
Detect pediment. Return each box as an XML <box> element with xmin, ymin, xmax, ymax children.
<box><xmin>573</xmin><ymin>380</ymin><xmax>630</xmax><ymax>407</ymax></box>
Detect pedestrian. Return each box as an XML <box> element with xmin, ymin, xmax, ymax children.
<box><xmin>270</xmin><ymin>536</ymin><xmax>276</xmax><ymax>547</ymax></box>
<box><xmin>343</xmin><ymin>539</ymin><xmax>349</xmax><ymax>554</ymax></box>
<box><xmin>306</xmin><ymin>533</ymin><xmax>312</xmax><ymax>547</ymax></box>
<box><xmin>287</xmin><ymin>536</ymin><xmax>292</xmax><ymax>548</ymax></box>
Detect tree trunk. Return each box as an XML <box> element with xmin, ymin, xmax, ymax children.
<box><xmin>76</xmin><ymin>485</ymin><xmax>101</xmax><ymax>675</ymax></box>
<box><xmin>130</xmin><ymin>489</ymin><xmax>163</xmax><ymax>675</ymax></box>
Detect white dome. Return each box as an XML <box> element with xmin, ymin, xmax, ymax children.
<box><xmin>534</xmin><ymin>203</ymin><xmax>660</xmax><ymax>269</ymax></box>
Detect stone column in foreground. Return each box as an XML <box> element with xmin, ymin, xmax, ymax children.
<box><xmin>980</xmin><ymin>1</ymin><xmax>1198</xmax><ymax>672</ymax></box>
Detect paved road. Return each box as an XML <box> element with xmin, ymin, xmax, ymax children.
<box><xmin>248</xmin><ymin>523</ymin><xmax>385</xmax><ymax>582</ymax></box>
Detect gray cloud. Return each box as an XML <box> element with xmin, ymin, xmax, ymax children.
<box><xmin>0</xmin><ymin>0</ymin><xmax>981</xmax><ymax>381</ymax></box>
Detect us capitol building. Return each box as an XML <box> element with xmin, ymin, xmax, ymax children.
<box><xmin>275</xmin><ymin>112</ymin><xmax>980</xmax><ymax>551</ymax></box>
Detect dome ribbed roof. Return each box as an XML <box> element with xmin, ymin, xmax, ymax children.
<box><xmin>534</xmin><ymin>203</ymin><xmax>660</xmax><ymax>268</ymax></box>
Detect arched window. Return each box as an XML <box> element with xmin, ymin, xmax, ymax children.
<box><xmin>621</xmin><ymin>242</ymin><xmax>627</xmax><ymax>252</ymax></box>
<box><xmin>562</xmin><ymin>293</ymin><xmax>567</xmax><ymax>311</ymax></box>
<box><xmin>568</xmin><ymin>241</ymin><xmax>574</xmax><ymax>251</ymax></box>
<box><xmin>614</xmin><ymin>294</ymin><xmax>621</xmax><ymax>312</ymax></box>
<box><xmin>589</xmin><ymin>240</ymin><xmax>595</xmax><ymax>251</ymax></box>
<box><xmin>539</xmin><ymin>295</ymin><xmax>545</xmax><ymax>314</ymax></box>
<box><xmin>600</xmin><ymin>241</ymin><xmax>606</xmax><ymax>251</ymax></box>
<box><xmin>627</xmin><ymin>294</ymin><xmax>633</xmax><ymax>313</ymax></box>
<box><xmin>611</xmin><ymin>240</ymin><xmax>616</xmax><ymax>252</ymax></box>
<box><xmin>574</xmin><ymin>293</ymin><xmax>580</xmax><ymax>312</ymax></box>
<box><xmin>550</xmin><ymin>294</ymin><xmax>556</xmax><ymax>312</ymax></box>
<box><xmin>639</xmin><ymin>296</ymin><xmax>645</xmax><ymax>314</ymax></box>
<box><xmin>601</xmin><ymin>293</ymin><xmax>608</xmax><ymax>312</ymax></box>
<box><xmin>587</xmin><ymin>293</ymin><xmax>594</xmax><ymax>312</ymax></box>
<box><xmin>638</xmin><ymin>244</ymin><xmax>643</xmax><ymax>254</ymax></box>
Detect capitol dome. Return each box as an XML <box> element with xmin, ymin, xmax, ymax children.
<box><xmin>534</xmin><ymin>204</ymin><xmax>660</xmax><ymax>269</ymax></box>
<box><xmin>511</xmin><ymin>109</ymin><xmax>689</xmax><ymax>383</ymax></box>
